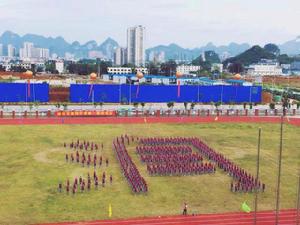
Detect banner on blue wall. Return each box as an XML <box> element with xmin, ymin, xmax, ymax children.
<box><xmin>0</xmin><ymin>83</ymin><xmax>49</xmax><ymax>102</ymax></box>
<box><xmin>70</xmin><ymin>84</ymin><xmax>262</xmax><ymax>103</ymax></box>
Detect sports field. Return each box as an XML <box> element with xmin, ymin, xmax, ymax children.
<box><xmin>0</xmin><ymin>122</ymin><xmax>299</xmax><ymax>225</ymax></box>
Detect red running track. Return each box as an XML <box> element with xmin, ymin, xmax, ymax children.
<box><xmin>0</xmin><ymin>116</ymin><xmax>300</xmax><ymax>126</ymax></box>
<box><xmin>38</xmin><ymin>209</ymin><xmax>298</xmax><ymax>225</ymax></box>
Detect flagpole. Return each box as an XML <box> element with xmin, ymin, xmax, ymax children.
<box><xmin>275</xmin><ymin>115</ymin><xmax>284</xmax><ymax>225</ymax></box>
<box><xmin>297</xmin><ymin>173</ymin><xmax>300</xmax><ymax>225</ymax></box>
<box><xmin>254</xmin><ymin>127</ymin><xmax>261</xmax><ymax>225</ymax></box>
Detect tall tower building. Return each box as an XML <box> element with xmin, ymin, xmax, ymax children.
<box><xmin>114</xmin><ymin>47</ymin><xmax>127</xmax><ymax>66</ymax></box>
<box><xmin>7</xmin><ymin>44</ymin><xmax>16</xmax><ymax>58</ymax></box>
<box><xmin>23</xmin><ymin>42</ymin><xmax>34</xmax><ymax>58</ymax></box>
<box><xmin>127</xmin><ymin>25</ymin><xmax>145</xmax><ymax>66</ymax></box>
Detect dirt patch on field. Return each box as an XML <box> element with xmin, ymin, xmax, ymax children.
<box><xmin>34</xmin><ymin>148</ymin><xmax>61</xmax><ymax>164</ymax></box>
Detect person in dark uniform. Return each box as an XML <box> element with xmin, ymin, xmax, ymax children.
<box><xmin>182</xmin><ymin>202</ymin><xmax>188</xmax><ymax>215</ymax></box>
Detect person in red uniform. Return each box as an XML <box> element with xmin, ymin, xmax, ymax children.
<box><xmin>110</xmin><ymin>175</ymin><xmax>113</xmax><ymax>184</ymax></box>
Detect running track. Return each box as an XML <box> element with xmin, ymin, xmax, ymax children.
<box><xmin>4</xmin><ymin>116</ymin><xmax>297</xmax><ymax>224</ymax></box>
<box><xmin>39</xmin><ymin>209</ymin><xmax>298</xmax><ymax>225</ymax></box>
<box><xmin>0</xmin><ymin>116</ymin><xmax>300</xmax><ymax>126</ymax></box>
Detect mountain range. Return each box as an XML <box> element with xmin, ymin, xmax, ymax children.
<box><xmin>0</xmin><ymin>31</ymin><xmax>300</xmax><ymax>61</ymax></box>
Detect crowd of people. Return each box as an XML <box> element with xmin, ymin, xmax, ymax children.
<box><xmin>191</xmin><ymin>138</ymin><xmax>265</xmax><ymax>193</ymax></box>
<box><xmin>64</xmin><ymin>151</ymin><xmax>109</xmax><ymax>168</ymax></box>
<box><xmin>136</xmin><ymin>140</ymin><xmax>214</xmax><ymax>176</ymax></box>
<box><xmin>139</xmin><ymin>137</ymin><xmax>193</xmax><ymax>146</ymax></box>
<box><xmin>58</xmin><ymin>171</ymin><xmax>113</xmax><ymax>195</ymax></box>
<box><xmin>64</xmin><ymin>139</ymin><xmax>103</xmax><ymax>151</ymax></box>
<box><xmin>113</xmin><ymin>136</ymin><xmax>147</xmax><ymax>193</ymax></box>
<box><xmin>136</xmin><ymin>145</ymin><xmax>193</xmax><ymax>155</ymax></box>
<box><xmin>147</xmin><ymin>162</ymin><xmax>215</xmax><ymax>176</ymax></box>
<box><xmin>139</xmin><ymin>153</ymin><xmax>203</xmax><ymax>164</ymax></box>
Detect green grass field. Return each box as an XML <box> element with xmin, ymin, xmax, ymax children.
<box><xmin>0</xmin><ymin>123</ymin><xmax>299</xmax><ymax>225</ymax></box>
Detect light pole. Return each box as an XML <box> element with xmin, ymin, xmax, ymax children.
<box><xmin>254</xmin><ymin>128</ymin><xmax>261</xmax><ymax>225</ymax></box>
<box><xmin>297</xmin><ymin>173</ymin><xmax>300</xmax><ymax>225</ymax></box>
<box><xmin>275</xmin><ymin>116</ymin><xmax>284</xmax><ymax>225</ymax></box>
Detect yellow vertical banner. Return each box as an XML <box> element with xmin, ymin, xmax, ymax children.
<box><xmin>108</xmin><ymin>204</ymin><xmax>112</xmax><ymax>218</ymax></box>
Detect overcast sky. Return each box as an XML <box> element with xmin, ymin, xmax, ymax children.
<box><xmin>0</xmin><ymin>0</ymin><xmax>299</xmax><ymax>48</ymax></box>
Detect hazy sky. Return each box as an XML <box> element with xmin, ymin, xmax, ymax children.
<box><xmin>1</xmin><ymin>0</ymin><xmax>299</xmax><ymax>48</ymax></box>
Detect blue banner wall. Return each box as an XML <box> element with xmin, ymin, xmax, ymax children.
<box><xmin>0</xmin><ymin>83</ymin><xmax>49</xmax><ymax>102</ymax></box>
<box><xmin>70</xmin><ymin>84</ymin><xmax>262</xmax><ymax>103</ymax></box>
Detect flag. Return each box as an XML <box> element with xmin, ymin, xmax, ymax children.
<box><xmin>177</xmin><ymin>80</ymin><xmax>181</xmax><ymax>97</ymax></box>
<box><xmin>108</xmin><ymin>204</ymin><xmax>112</xmax><ymax>218</ymax></box>
<box><xmin>144</xmin><ymin>117</ymin><xmax>147</xmax><ymax>123</ymax></box>
<box><xmin>136</xmin><ymin>82</ymin><xmax>140</xmax><ymax>98</ymax></box>
<box><xmin>88</xmin><ymin>84</ymin><xmax>93</xmax><ymax>98</ymax></box>
<box><xmin>241</xmin><ymin>202</ymin><xmax>251</xmax><ymax>213</ymax></box>
<box><xmin>27</xmin><ymin>79</ymin><xmax>31</xmax><ymax>98</ymax></box>
<box><xmin>214</xmin><ymin>117</ymin><xmax>218</xmax><ymax>121</ymax></box>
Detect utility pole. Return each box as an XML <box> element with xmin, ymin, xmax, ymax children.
<box><xmin>254</xmin><ymin>128</ymin><xmax>261</xmax><ymax>225</ymax></box>
<box><xmin>275</xmin><ymin>116</ymin><xmax>284</xmax><ymax>225</ymax></box>
<box><xmin>297</xmin><ymin>173</ymin><xmax>300</xmax><ymax>225</ymax></box>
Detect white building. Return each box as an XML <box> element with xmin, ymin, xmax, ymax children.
<box><xmin>19</xmin><ymin>42</ymin><xmax>49</xmax><ymax>60</ymax></box>
<box><xmin>39</xmin><ymin>48</ymin><xmax>50</xmax><ymax>59</ymax></box>
<box><xmin>127</xmin><ymin>25</ymin><xmax>145</xmax><ymax>66</ymax></box>
<box><xmin>107</xmin><ymin>67</ymin><xmax>132</xmax><ymax>74</ymax></box>
<box><xmin>7</xmin><ymin>44</ymin><xmax>16</xmax><ymax>58</ymax></box>
<box><xmin>176</xmin><ymin>65</ymin><xmax>201</xmax><ymax>75</ymax></box>
<box><xmin>211</xmin><ymin>63</ymin><xmax>223</xmax><ymax>73</ymax></box>
<box><xmin>114</xmin><ymin>47</ymin><xmax>127</xmax><ymax>66</ymax></box>
<box><xmin>248</xmin><ymin>59</ymin><xmax>282</xmax><ymax>76</ymax></box>
<box><xmin>55</xmin><ymin>61</ymin><xmax>64</xmax><ymax>74</ymax></box>
<box><xmin>135</xmin><ymin>67</ymin><xmax>148</xmax><ymax>74</ymax></box>
<box><xmin>20</xmin><ymin>42</ymin><xmax>34</xmax><ymax>59</ymax></box>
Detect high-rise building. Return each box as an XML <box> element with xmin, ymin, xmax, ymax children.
<box><xmin>114</xmin><ymin>47</ymin><xmax>127</xmax><ymax>66</ymax></box>
<box><xmin>0</xmin><ymin>44</ymin><xmax>3</xmax><ymax>56</ymax></box>
<box><xmin>7</xmin><ymin>44</ymin><xmax>16</xmax><ymax>58</ymax></box>
<box><xmin>21</xmin><ymin>42</ymin><xmax>34</xmax><ymax>59</ymax></box>
<box><xmin>19</xmin><ymin>42</ymin><xmax>49</xmax><ymax>60</ymax></box>
<box><xmin>127</xmin><ymin>25</ymin><xmax>145</xmax><ymax>66</ymax></box>
<box><xmin>39</xmin><ymin>48</ymin><xmax>50</xmax><ymax>59</ymax></box>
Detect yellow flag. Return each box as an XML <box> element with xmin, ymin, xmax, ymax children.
<box><xmin>108</xmin><ymin>204</ymin><xmax>112</xmax><ymax>218</ymax></box>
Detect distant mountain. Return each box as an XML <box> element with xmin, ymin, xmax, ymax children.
<box><xmin>1</xmin><ymin>30</ymin><xmax>300</xmax><ymax>61</ymax></box>
<box><xmin>279</xmin><ymin>36</ymin><xmax>300</xmax><ymax>55</ymax></box>
<box><xmin>223</xmin><ymin>45</ymin><xmax>276</xmax><ymax>66</ymax></box>
<box><xmin>146</xmin><ymin>42</ymin><xmax>251</xmax><ymax>62</ymax></box>
<box><xmin>0</xmin><ymin>31</ymin><xmax>119</xmax><ymax>59</ymax></box>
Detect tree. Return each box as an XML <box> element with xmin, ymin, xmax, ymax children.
<box><xmin>160</xmin><ymin>60</ymin><xmax>177</xmax><ymax>76</ymax></box>
<box><xmin>269</xmin><ymin>102</ymin><xmax>275</xmax><ymax>110</ymax></box>
<box><xmin>184</xmin><ymin>102</ymin><xmax>188</xmax><ymax>110</ymax></box>
<box><xmin>227</xmin><ymin>63</ymin><xmax>244</xmax><ymax>74</ymax></box>
<box><xmin>167</xmin><ymin>102</ymin><xmax>174</xmax><ymax>109</ymax></box>
<box><xmin>45</xmin><ymin>61</ymin><xmax>56</xmax><ymax>74</ymax></box>
<box><xmin>190</xmin><ymin>102</ymin><xmax>196</xmax><ymax>110</ymax></box>
<box><xmin>214</xmin><ymin>101</ymin><xmax>222</xmax><ymax>110</ymax></box>
<box><xmin>264</xmin><ymin>43</ymin><xmax>280</xmax><ymax>56</ymax></box>
<box><xmin>133</xmin><ymin>102</ymin><xmax>139</xmax><ymax>108</ymax></box>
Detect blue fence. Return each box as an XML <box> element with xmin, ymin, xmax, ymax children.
<box><xmin>0</xmin><ymin>83</ymin><xmax>49</xmax><ymax>102</ymax></box>
<box><xmin>70</xmin><ymin>84</ymin><xmax>262</xmax><ymax>103</ymax></box>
